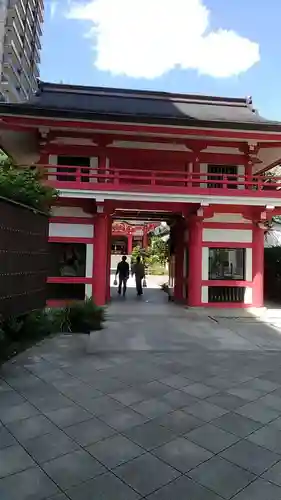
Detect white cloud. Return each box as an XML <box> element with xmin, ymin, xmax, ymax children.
<box><xmin>67</xmin><ymin>0</ymin><xmax>260</xmax><ymax>79</ymax></box>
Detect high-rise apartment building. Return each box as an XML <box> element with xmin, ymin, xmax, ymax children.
<box><xmin>0</xmin><ymin>0</ymin><xmax>43</xmax><ymax>102</ymax></box>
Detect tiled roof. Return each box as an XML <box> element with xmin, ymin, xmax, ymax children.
<box><xmin>0</xmin><ymin>81</ymin><xmax>280</xmax><ymax>130</ymax></box>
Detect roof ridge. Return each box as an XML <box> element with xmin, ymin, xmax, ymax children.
<box><xmin>38</xmin><ymin>80</ymin><xmax>248</xmax><ymax>105</ymax></box>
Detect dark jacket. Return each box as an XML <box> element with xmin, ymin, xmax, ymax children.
<box><xmin>116</xmin><ymin>261</ymin><xmax>130</xmax><ymax>278</ymax></box>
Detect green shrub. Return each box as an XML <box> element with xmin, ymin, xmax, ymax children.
<box><xmin>52</xmin><ymin>298</ymin><xmax>105</xmax><ymax>334</ymax></box>
<box><xmin>0</xmin><ymin>156</ymin><xmax>58</xmax><ymax>212</ymax></box>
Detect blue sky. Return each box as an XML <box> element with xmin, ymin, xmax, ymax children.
<box><xmin>41</xmin><ymin>0</ymin><xmax>280</xmax><ymax>120</ymax></box>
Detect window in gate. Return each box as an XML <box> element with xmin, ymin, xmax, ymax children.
<box><xmin>207</xmin><ymin>165</ymin><xmax>238</xmax><ymax>189</ymax></box>
<box><xmin>57</xmin><ymin>156</ymin><xmax>90</xmax><ymax>183</ymax></box>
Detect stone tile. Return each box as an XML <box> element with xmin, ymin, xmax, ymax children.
<box><xmin>47</xmin><ymin>495</ymin><xmax>68</xmax><ymax>500</ymax></box>
<box><xmin>160</xmin><ymin>374</ymin><xmax>190</xmax><ymax>389</ymax></box>
<box><xmin>0</xmin><ymin>401</ymin><xmax>39</xmax><ymax>424</ymax></box>
<box><xmin>0</xmin><ymin>466</ymin><xmax>59</xmax><ymax>500</ymax></box>
<box><xmin>45</xmin><ymin>406</ymin><xmax>93</xmax><ymax>428</ymax></box>
<box><xmin>114</xmin><ymin>453</ymin><xmax>179</xmax><ymax>497</ymax></box>
<box><xmin>241</xmin><ymin>378</ymin><xmax>280</xmax><ymax>393</ymax></box>
<box><xmin>23</xmin><ymin>429</ymin><xmax>79</xmax><ymax>463</ymax></box>
<box><xmin>0</xmin><ymin>390</ymin><xmax>26</xmax><ymax>407</ymax></box>
<box><xmin>262</xmin><ymin>460</ymin><xmax>281</xmax><ymax>486</ymax></box>
<box><xmin>0</xmin><ymin>444</ymin><xmax>35</xmax><ymax>478</ymax></box>
<box><xmin>138</xmin><ymin>381</ymin><xmax>171</xmax><ymax>398</ymax></box>
<box><xmin>124</xmin><ymin>420</ymin><xmax>177</xmax><ymax>450</ymax></box>
<box><xmin>235</xmin><ymin>401</ymin><xmax>281</xmax><ymax>424</ymax></box>
<box><xmin>221</xmin><ymin>439</ymin><xmax>279</xmax><ymax>475</ymax></box>
<box><xmin>78</xmin><ymin>395</ymin><xmax>126</xmax><ymax>416</ymax></box>
<box><xmin>31</xmin><ymin>395</ymin><xmax>77</xmax><ymax>413</ymax></box>
<box><xmin>227</xmin><ymin>387</ymin><xmax>264</xmax><ymax>401</ymax></box>
<box><xmin>42</xmin><ymin>449</ymin><xmax>106</xmax><ymax>489</ymax></box>
<box><xmin>183</xmin><ymin>401</ymin><xmax>228</xmax><ymax>422</ymax></box>
<box><xmin>131</xmin><ymin>398</ymin><xmax>173</xmax><ymax>419</ymax></box>
<box><xmin>99</xmin><ymin>407</ymin><xmax>147</xmax><ymax>431</ymax></box>
<box><xmin>157</xmin><ymin>409</ymin><xmax>204</xmax><ymax>435</ymax></box>
<box><xmin>188</xmin><ymin>456</ymin><xmax>256</xmax><ymax>499</ymax></box>
<box><xmin>64</xmin><ymin>417</ymin><xmax>115</xmax><ymax>446</ymax></box>
<box><xmin>231</xmin><ymin>478</ymin><xmax>281</xmax><ymax>500</ymax></box>
<box><xmin>247</xmin><ymin>425</ymin><xmax>281</xmax><ymax>454</ymax></box>
<box><xmin>0</xmin><ymin>426</ymin><xmax>16</xmax><ymax>449</ymax></box>
<box><xmin>160</xmin><ymin>389</ymin><xmax>198</xmax><ymax>410</ymax></box>
<box><xmin>206</xmin><ymin>392</ymin><xmax>246</xmax><ymax>410</ymax></box>
<box><xmin>66</xmin><ymin>471</ymin><xmax>140</xmax><ymax>500</ymax></box>
<box><xmin>212</xmin><ymin>412</ymin><xmax>263</xmax><ymax>438</ymax></box>
<box><xmin>87</xmin><ymin>434</ymin><xmax>144</xmax><ymax>468</ymax></box>
<box><xmin>146</xmin><ymin>475</ymin><xmax>222</xmax><ymax>500</ymax></box>
<box><xmin>152</xmin><ymin>436</ymin><xmax>212</xmax><ymax>473</ymax></box>
<box><xmin>109</xmin><ymin>388</ymin><xmax>144</xmax><ymax>406</ymax></box>
<box><xmin>187</xmin><ymin>423</ymin><xmax>239</xmax><ymax>453</ymax></box>
<box><xmin>259</xmin><ymin>394</ymin><xmax>281</xmax><ymax>411</ymax></box>
<box><xmin>207</xmin><ymin>376</ymin><xmax>236</xmax><ymax>390</ymax></box>
<box><xmin>182</xmin><ymin>383</ymin><xmax>219</xmax><ymax>399</ymax></box>
<box><xmin>6</xmin><ymin>414</ymin><xmax>57</xmax><ymax>441</ymax></box>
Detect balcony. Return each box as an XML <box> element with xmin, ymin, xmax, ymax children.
<box><xmin>42</xmin><ymin>164</ymin><xmax>281</xmax><ymax>199</ymax></box>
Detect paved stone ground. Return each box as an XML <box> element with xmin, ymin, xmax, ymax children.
<box><xmin>3</xmin><ymin>286</ymin><xmax>281</xmax><ymax>498</ymax></box>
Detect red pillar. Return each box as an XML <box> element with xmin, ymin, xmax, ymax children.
<box><xmin>92</xmin><ymin>212</ymin><xmax>109</xmax><ymax>306</ymax></box>
<box><xmin>106</xmin><ymin>216</ymin><xmax>112</xmax><ymax>302</ymax></box>
<box><xmin>127</xmin><ymin>233</ymin><xmax>133</xmax><ymax>255</ymax></box>
<box><xmin>142</xmin><ymin>225</ymin><xmax>148</xmax><ymax>249</ymax></box>
<box><xmin>188</xmin><ymin>218</ymin><xmax>202</xmax><ymax>307</ymax></box>
<box><xmin>252</xmin><ymin>224</ymin><xmax>264</xmax><ymax>308</ymax></box>
<box><xmin>174</xmin><ymin>219</ymin><xmax>185</xmax><ymax>302</ymax></box>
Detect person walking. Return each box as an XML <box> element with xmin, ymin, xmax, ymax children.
<box><xmin>115</xmin><ymin>255</ymin><xmax>130</xmax><ymax>297</ymax></box>
<box><xmin>132</xmin><ymin>256</ymin><xmax>145</xmax><ymax>296</ymax></box>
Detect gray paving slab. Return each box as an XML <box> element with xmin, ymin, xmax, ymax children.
<box><xmin>86</xmin><ymin>434</ymin><xmax>145</xmax><ymax>468</ymax></box>
<box><xmin>188</xmin><ymin>456</ymin><xmax>256</xmax><ymax>499</ymax></box>
<box><xmin>0</xmin><ymin>466</ymin><xmax>59</xmax><ymax>500</ymax></box>
<box><xmin>114</xmin><ymin>452</ymin><xmax>180</xmax><ymax>497</ymax></box>
<box><xmin>3</xmin><ymin>293</ymin><xmax>281</xmax><ymax>497</ymax></box>
<box><xmin>42</xmin><ymin>449</ymin><xmax>106</xmax><ymax>489</ymax></box>
<box><xmin>247</xmin><ymin>425</ymin><xmax>281</xmax><ymax>454</ymax></box>
<box><xmin>66</xmin><ymin>471</ymin><xmax>141</xmax><ymax>499</ymax></box>
<box><xmin>146</xmin><ymin>475</ymin><xmax>222</xmax><ymax>500</ymax></box>
<box><xmin>212</xmin><ymin>412</ymin><xmax>263</xmax><ymax>437</ymax></box>
<box><xmin>0</xmin><ymin>444</ymin><xmax>35</xmax><ymax>478</ymax></box>
<box><xmin>64</xmin><ymin>417</ymin><xmax>115</xmax><ymax>447</ymax></box>
<box><xmin>23</xmin><ymin>429</ymin><xmax>79</xmax><ymax>464</ymax></box>
<box><xmin>220</xmin><ymin>439</ymin><xmax>280</xmax><ymax>475</ymax></box>
<box><xmin>152</xmin><ymin>436</ymin><xmax>213</xmax><ymax>472</ymax></box>
<box><xmin>186</xmin><ymin>423</ymin><xmax>240</xmax><ymax>453</ymax></box>
<box><xmin>231</xmin><ymin>478</ymin><xmax>281</xmax><ymax>499</ymax></box>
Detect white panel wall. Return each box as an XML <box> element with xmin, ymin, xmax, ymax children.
<box><xmin>51</xmin><ymin>206</ymin><xmax>92</xmax><ymax>218</ymax></box>
<box><xmin>49</xmin><ymin>223</ymin><xmax>93</xmax><ymax>238</ymax></box>
<box><xmin>237</xmin><ymin>165</ymin><xmax>245</xmax><ymax>191</ymax></box>
<box><xmin>202</xmin><ymin>247</ymin><xmax>209</xmax><ymax>280</ymax></box>
<box><xmin>201</xmin><ymin>286</ymin><xmax>208</xmax><ymax>303</ymax></box>
<box><xmin>244</xmin><ymin>287</ymin><xmax>253</xmax><ymax>305</ymax></box>
<box><xmin>86</xmin><ymin>244</ymin><xmax>94</xmax><ymax>278</ymax></box>
<box><xmin>200</xmin><ymin>163</ymin><xmax>208</xmax><ymax>188</ymax></box>
<box><xmin>112</xmin><ymin>141</ymin><xmax>190</xmax><ymax>151</ymax></box>
<box><xmin>48</xmin><ymin>154</ymin><xmax>57</xmax><ymax>181</ymax></box>
<box><xmin>85</xmin><ymin>285</ymin><xmax>92</xmax><ymax>298</ymax></box>
<box><xmin>89</xmin><ymin>157</ymin><xmax>98</xmax><ymax>184</ymax></box>
<box><xmin>245</xmin><ymin>249</ymin><xmax>253</xmax><ymax>281</ymax></box>
<box><xmin>206</xmin><ymin>213</ymin><xmax>248</xmax><ymax>223</ymax></box>
<box><xmin>203</xmin><ymin>228</ymin><xmax>252</xmax><ymax>243</ymax></box>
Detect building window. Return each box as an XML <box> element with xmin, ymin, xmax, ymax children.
<box><xmin>47</xmin><ymin>284</ymin><xmax>85</xmax><ymax>301</ymax></box>
<box><xmin>208</xmin><ymin>165</ymin><xmax>238</xmax><ymax>189</ymax></box>
<box><xmin>49</xmin><ymin>243</ymin><xmax>86</xmax><ymax>277</ymax></box>
<box><xmin>208</xmin><ymin>248</ymin><xmax>245</xmax><ymax>280</ymax></box>
<box><xmin>57</xmin><ymin>156</ymin><xmax>90</xmax><ymax>183</ymax></box>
